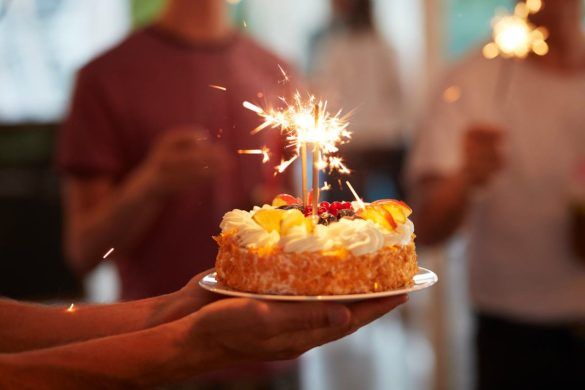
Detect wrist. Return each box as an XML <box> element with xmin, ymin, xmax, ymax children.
<box><xmin>130</xmin><ymin>164</ymin><xmax>168</xmax><ymax>202</ymax></box>
<box><xmin>170</xmin><ymin>316</ymin><xmax>226</xmax><ymax>378</ymax></box>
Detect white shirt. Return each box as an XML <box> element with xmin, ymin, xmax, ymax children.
<box><xmin>310</xmin><ymin>30</ymin><xmax>404</xmax><ymax>149</ymax></box>
<box><xmin>409</xmin><ymin>52</ymin><xmax>585</xmax><ymax>322</ymax></box>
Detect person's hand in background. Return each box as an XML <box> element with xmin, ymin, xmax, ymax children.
<box><xmin>141</xmin><ymin>128</ymin><xmax>233</xmax><ymax>198</ymax></box>
<box><xmin>462</xmin><ymin>125</ymin><xmax>505</xmax><ymax>187</ymax></box>
<box><xmin>409</xmin><ymin>124</ymin><xmax>506</xmax><ymax>245</ymax></box>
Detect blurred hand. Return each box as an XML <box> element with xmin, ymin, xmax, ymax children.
<box><xmin>141</xmin><ymin>128</ymin><xmax>232</xmax><ymax>197</ymax></box>
<box><xmin>462</xmin><ymin>125</ymin><xmax>505</xmax><ymax>187</ymax></box>
<box><xmin>177</xmin><ymin>294</ymin><xmax>408</xmax><ymax>368</ymax></box>
<box><xmin>145</xmin><ymin>271</ymin><xmax>222</xmax><ymax>328</ymax></box>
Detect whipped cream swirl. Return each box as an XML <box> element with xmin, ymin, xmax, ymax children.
<box><xmin>219</xmin><ymin>205</ymin><xmax>414</xmax><ymax>256</ymax></box>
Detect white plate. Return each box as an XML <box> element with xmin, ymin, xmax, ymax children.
<box><xmin>199</xmin><ymin>267</ymin><xmax>438</xmax><ymax>302</ymax></box>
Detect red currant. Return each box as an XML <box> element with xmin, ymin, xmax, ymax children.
<box><xmin>319</xmin><ymin>201</ymin><xmax>330</xmax><ymax>209</ymax></box>
<box><xmin>341</xmin><ymin>201</ymin><xmax>352</xmax><ymax>209</ymax></box>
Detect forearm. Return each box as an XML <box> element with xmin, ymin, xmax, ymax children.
<box><xmin>0</xmin><ymin>292</ymin><xmax>192</xmax><ymax>353</ymax></box>
<box><xmin>411</xmin><ymin>171</ymin><xmax>473</xmax><ymax>246</ymax></box>
<box><xmin>0</xmin><ymin>321</ymin><xmax>212</xmax><ymax>389</ymax></box>
<box><xmin>66</xmin><ymin>167</ymin><xmax>164</xmax><ymax>272</ymax></box>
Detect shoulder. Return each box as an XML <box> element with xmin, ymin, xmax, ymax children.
<box><xmin>76</xmin><ymin>28</ymin><xmax>156</xmax><ymax>83</ymax></box>
<box><xmin>236</xmin><ymin>34</ymin><xmax>292</xmax><ymax>71</ymax></box>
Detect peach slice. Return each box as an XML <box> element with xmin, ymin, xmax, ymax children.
<box><xmin>280</xmin><ymin>209</ymin><xmax>306</xmax><ymax>236</ymax></box>
<box><xmin>272</xmin><ymin>193</ymin><xmax>302</xmax><ymax>208</ymax></box>
<box><xmin>357</xmin><ymin>205</ymin><xmax>397</xmax><ymax>230</ymax></box>
<box><xmin>253</xmin><ymin>209</ymin><xmax>285</xmax><ymax>233</ymax></box>
<box><xmin>372</xmin><ymin>199</ymin><xmax>412</xmax><ymax>224</ymax></box>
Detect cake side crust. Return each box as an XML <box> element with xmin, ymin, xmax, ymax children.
<box><xmin>214</xmin><ymin>234</ymin><xmax>418</xmax><ymax>295</ymax></box>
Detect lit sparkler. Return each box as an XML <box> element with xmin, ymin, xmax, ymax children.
<box><xmin>243</xmin><ymin>91</ymin><xmax>351</xmax><ymax>209</ymax></box>
<box><xmin>66</xmin><ymin>303</ymin><xmax>76</xmax><ymax>313</ymax></box>
<box><xmin>483</xmin><ymin>0</ymin><xmax>548</xmax><ymax>60</ymax></box>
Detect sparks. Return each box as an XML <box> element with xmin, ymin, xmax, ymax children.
<box><xmin>237</xmin><ymin>146</ymin><xmax>271</xmax><ymax>163</ymax></box>
<box><xmin>346</xmin><ymin>181</ymin><xmax>365</xmax><ymax>210</ymax></box>
<box><xmin>275</xmin><ymin>155</ymin><xmax>298</xmax><ymax>173</ymax></box>
<box><xmin>243</xmin><ymin>20</ymin><xmax>247</xmax><ymax>28</ymax></box>
<box><xmin>483</xmin><ymin>0</ymin><xmax>548</xmax><ymax>59</ymax></box>
<box><xmin>321</xmin><ymin>181</ymin><xmax>332</xmax><ymax>191</ymax></box>
<box><xmin>277</xmin><ymin>64</ymin><xmax>290</xmax><ymax>84</ymax></box>
<box><xmin>66</xmin><ymin>303</ymin><xmax>76</xmax><ymax>313</ymax></box>
<box><xmin>209</xmin><ymin>84</ymin><xmax>227</xmax><ymax>91</ymax></box>
<box><xmin>242</xmin><ymin>92</ymin><xmax>351</xmax><ymax>176</ymax></box>
<box><xmin>102</xmin><ymin>247</ymin><xmax>115</xmax><ymax>259</ymax></box>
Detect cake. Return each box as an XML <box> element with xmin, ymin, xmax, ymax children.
<box><xmin>214</xmin><ymin>194</ymin><xmax>417</xmax><ymax>295</ymax></box>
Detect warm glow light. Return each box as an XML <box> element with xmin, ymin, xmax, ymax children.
<box><xmin>483</xmin><ymin>1</ymin><xmax>548</xmax><ymax>59</ymax></box>
<box><xmin>526</xmin><ymin>0</ymin><xmax>542</xmax><ymax>13</ymax></box>
<box><xmin>237</xmin><ymin>146</ymin><xmax>271</xmax><ymax>163</ymax></box>
<box><xmin>443</xmin><ymin>86</ymin><xmax>462</xmax><ymax>103</ymax></box>
<box><xmin>321</xmin><ymin>181</ymin><xmax>332</xmax><ymax>191</ymax></box>
<box><xmin>66</xmin><ymin>303</ymin><xmax>76</xmax><ymax>313</ymax></box>
<box><xmin>242</xmin><ymin>91</ymin><xmax>351</xmax><ymax>176</ymax></box>
<box><xmin>275</xmin><ymin>155</ymin><xmax>298</xmax><ymax>174</ymax></box>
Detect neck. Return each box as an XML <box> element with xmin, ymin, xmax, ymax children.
<box><xmin>157</xmin><ymin>0</ymin><xmax>233</xmax><ymax>44</ymax></box>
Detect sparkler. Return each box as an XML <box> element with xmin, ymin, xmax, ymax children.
<box><xmin>482</xmin><ymin>0</ymin><xmax>548</xmax><ymax>104</ymax></box>
<box><xmin>242</xmin><ymin>92</ymin><xmax>351</xmax><ymax>208</ymax></box>
<box><xmin>66</xmin><ymin>303</ymin><xmax>76</xmax><ymax>313</ymax></box>
<box><xmin>483</xmin><ymin>0</ymin><xmax>548</xmax><ymax>60</ymax></box>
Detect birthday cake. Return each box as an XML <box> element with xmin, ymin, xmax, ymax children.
<box><xmin>214</xmin><ymin>194</ymin><xmax>417</xmax><ymax>295</ymax></box>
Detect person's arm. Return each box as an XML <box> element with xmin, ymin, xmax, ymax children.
<box><xmin>0</xmin><ymin>295</ymin><xmax>407</xmax><ymax>388</ymax></box>
<box><xmin>0</xmin><ymin>273</ymin><xmax>216</xmax><ymax>353</ymax></box>
<box><xmin>64</xmin><ymin>129</ymin><xmax>230</xmax><ymax>274</ymax></box>
<box><xmin>410</xmin><ymin>125</ymin><xmax>505</xmax><ymax>246</ymax></box>
<box><xmin>410</xmin><ymin>171</ymin><xmax>474</xmax><ymax>246</ymax></box>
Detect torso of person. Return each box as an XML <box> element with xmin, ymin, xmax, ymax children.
<box><xmin>59</xmin><ymin>27</ymin><xmax>293</xmax><ymax>299</ymax></box>
<box><xmin>410</xmin><ymin>52</ymin><xmax>585</xmax><ymax>322</ymax></box>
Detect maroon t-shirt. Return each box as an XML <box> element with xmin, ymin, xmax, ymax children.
<box><xmin>58</xmin><ymin>27</ymin><xmax>294</xmax><ymax>299</ymax></box>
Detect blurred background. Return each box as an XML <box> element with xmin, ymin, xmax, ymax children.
<box><xmin>0</xmin><ymin>0</ymin><xmax>582</xmax><ymax>389</ymax></box>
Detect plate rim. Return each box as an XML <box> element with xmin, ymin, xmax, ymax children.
<box><xmin>199</xmin><ymin>267</ymin><xmax>438</xmax><ymax>301</ymax></box>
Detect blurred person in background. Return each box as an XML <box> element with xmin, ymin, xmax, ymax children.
<box><xmin>57</xmin><ymin>0</ymin><xmax>293</xmax><ymax>299</ymax></box>
<box><xmin>408</xmin><ymin>0</ymin><xmax>585</xmax><ymax>388</ymax></box>
<box><xmin>309</xmin><ymin>0</ymin><xmax>405</xmax><ymax>200</ymax></box>
<box><xmin>57</xmin><ymin>0</ymin><xmax>297</xmax><ymax>387</ymax></box>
